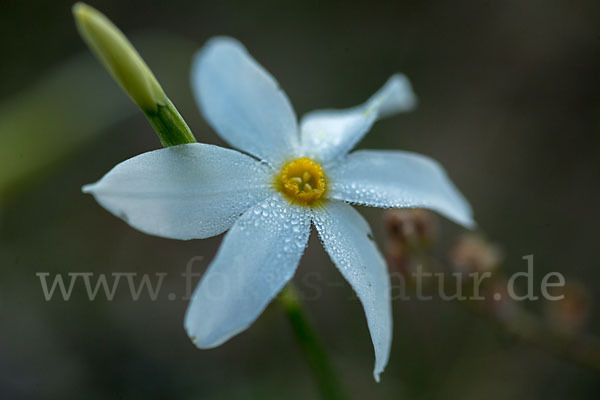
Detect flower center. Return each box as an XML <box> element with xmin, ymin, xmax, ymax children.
<box><xmin>276</xmin><ymin>157</ymin><xmax>326</xmax><ymax>206</ymax></box>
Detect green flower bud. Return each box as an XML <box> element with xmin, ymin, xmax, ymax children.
<box><xmin>73</xmin><ymin>2</ymin><xmax>167</xmax><ymax>113</ymax></box>
<box><xmin>73</xmin><ymin>3</ymin><xmax>195</xmax><ymax>147</ymax></box>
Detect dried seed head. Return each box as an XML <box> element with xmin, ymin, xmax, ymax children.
<box><xmin>449</xmin><ymin>234</ymin><xmax>502</xmax><ymax>275</ymax></box>
<box><xmin>384</xmin><ymin>208</ymin><xmax>436</xmax><ymax>247</ymax></box>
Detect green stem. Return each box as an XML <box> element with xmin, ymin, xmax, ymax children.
<box><xmin>278</xmin><ymin>284</ymin><xmax>349</xmax><ymax>400</ymax></box>
<box><xmin>146</xmin><ymin>99</ymin><xmax>196</xmax><ymax>147</ymax></box>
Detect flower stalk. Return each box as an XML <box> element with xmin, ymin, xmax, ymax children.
<box><xmin>279</xmin><ymin>285</ymin><xmax>349</xmax><ymax>400</ymax></box>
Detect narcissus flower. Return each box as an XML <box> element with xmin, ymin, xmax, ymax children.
<box><xmin>83</xmin><ymin>37</ymin><xmax>474</xmax><ymax>381</ymax></box>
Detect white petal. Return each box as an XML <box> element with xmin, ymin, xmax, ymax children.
<box><xmin>191</xmin><ymin>37</ymin><xmax>299</xmax><ymax>165</ymax></box>
<box><xmin>185</xmin><ymin>193</ymin><xmax>311</xmax><ymax>347</ymax></box>
<box><xmin>83</xmin><ymin>143</ymin><xmax>272</xmax><ymax>240</ymax></box>
<box><xmin>312</xmin><ymin>201</ymin><xmax>392</xmax><ymax>382</ymax></box>
<box><xmin>300</xmin><ymin>74</ymin><xmax>416</xmax><ymax>164</ymax></box>
<box><xmin>327</xmin><ymin>150</ymin><xmax>475</xmax><ymax>228</ymax></box>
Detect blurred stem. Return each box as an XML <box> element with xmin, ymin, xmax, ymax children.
<box><xmin>463</xmin><ymin>297</ymin><xmax>600</xmax><ymax>374</ymax></box>
<box><xmin>411</xmin><ymin>248</ymin><xmax>600</xmax><ymax>375</ymax></box>
<box><xmin>279</xmin><ymin>284</ymin><xmax>349</xmax><ymax>400</ymax></box>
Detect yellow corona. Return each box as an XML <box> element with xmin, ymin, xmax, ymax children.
<box><xmin>276</xmin><ymin>157</ymin><xmax>327</xmax><ymax>206</ymax></box>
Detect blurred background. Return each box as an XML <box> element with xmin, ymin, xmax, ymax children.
<box><xmin>1</xmin><ymin>0</ymin><xmax>600</xmax><ymax>399</ymax></box>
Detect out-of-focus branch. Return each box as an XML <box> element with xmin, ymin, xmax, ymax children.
<box><xmin>461</xmin><ymin>286</ymin><xmax>600</xmax><ymax>374</ymax></box>
<box><xmin>384</xmin><ymin>209</ymin><xmax>600</xmax><ymax>375</ymax></box>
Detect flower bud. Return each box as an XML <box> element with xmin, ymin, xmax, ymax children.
<box><xmin>73</xmin><ymin>3</ymin><xmax>167</xmax><ymax>113</ymax></box>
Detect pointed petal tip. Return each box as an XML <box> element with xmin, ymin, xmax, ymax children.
<box><xmin>373</xmin><ymin>368</ymin><xmax>383</xmax><ymax>383</ymax></box>
<box><xmin>465</xmin><ymin>217</ymin><xmax>478</xmax><ymax>230</ymax></box>
<box><xmin>452</xmin><ymin>211</ymin><xmax>476</xmax><ymax>230</ymax></box>
<box><xmin>81</xmin><ymin>183</ymin><xmax>95</xmax><ymax>194</ymax></box>
<box><xmin>184</xmin><ymin>310</ymin><xmax>254</xmax><ymax>350</ymax></box>
<box><xmin>183</xmin><ymin>309</ymin><xmax>210</xmax><ymax>349</ymax></box>
<box><xmin>387</xmin><ymin>73</ymin><xmax>418</xmax><ymax>112</ymax></box>
<box><xmin>183</xmin><ymin>321</ymin><xmax>220</xmax><ymax>350</ymax></box>
<box><xmin>192</xmin><ymin>36</ymin><xmax>245</xmax><ymax>69</ymax></box>
<box><xmin>186</xmin><ymin>334</ymin><xmax>212</xmax><ymax>349</ymax></box>
<box><xmin>203</xmin><ymin>35</ymin><xmax>243</xmax><ymax>50</ymax></box>
<box><xmin>186</xmin><ymin>335</ymin><xmax>219</xmax><ymax>350</ymax></box>
<box><xmin>455</xmin><ymin>207</ymin><xmax>476</xmax><ymax>230</ymax></box>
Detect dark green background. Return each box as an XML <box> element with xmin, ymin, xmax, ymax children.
<box><xmin>1</xmin><ymin>0</ymin><xmax>599</xmax><ymax>398</ymax></box>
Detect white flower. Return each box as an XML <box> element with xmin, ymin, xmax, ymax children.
<box><xmin>83</xmin><ymin>36</ymin><xmax>474</xmax><ymax>381</ymax></box>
